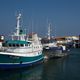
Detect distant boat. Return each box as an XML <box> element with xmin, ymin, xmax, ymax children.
<box><xmin>0</xmin><ymin>13</ymin><xmax>43</xmax><ymax>69</ymax></box>
<box><xmin>41</xmin><ymin>23</ymin><xmax>68</xmax><ymax>59</ymax></box>
<box><xmin>41</xmin><ymin>23</ymin><xmax>57</xmax><ymax>49</ymax></box>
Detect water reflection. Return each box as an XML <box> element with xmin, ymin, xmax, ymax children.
<box><xmin>42</xmin><ymin>49</ymin><xmax>80</xmax><ymax>80</ymax></box>
<box><xmin>0</xmin><ymin>49</ymin><xmax>80</xmax><ymax>80</ymax></box>
<box><xmin>42</xmin><ymin>58</ymin><xmax>67</xmax><ymax>80</ymax></box>
<box><xmin>0</xmin><ymin>64</ymin><xmax>43</xmax><ymax>80</ymax></box>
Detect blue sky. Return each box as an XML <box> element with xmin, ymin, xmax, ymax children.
<box><xmin>0</xmin><ymin>0</ymin><xmax>80</xmax><ymax>38</ymax></box>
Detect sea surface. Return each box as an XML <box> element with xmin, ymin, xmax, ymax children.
<box><xmin>0</xmin><ymin>48</ymin><xmax>80</xmax><ymax>80</ymax></box>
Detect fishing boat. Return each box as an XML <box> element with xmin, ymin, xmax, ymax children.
<box><xmin>41</xmin><ymin>23</ymin><xmax>68</xmax><ymax>59</ymax></box>
<box><xmin>0</xmin><ymin>13</ymin><xmax>43</xmax><ymax>69</ymax></box>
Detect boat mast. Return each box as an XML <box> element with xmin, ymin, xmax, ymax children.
<box><xmin>11</xmin><ymin>13</ymin><xmax>27</xmax><ymax>41</ymax></box>
<box><xmin>16</xmin><ymin>13</ymin><xmax>21</xmax><ymax>36</ymax></box>
<box><xmin>48</xmin><ymin>23</ymin><xmax>51</xmax><ymax>40</ymax></box>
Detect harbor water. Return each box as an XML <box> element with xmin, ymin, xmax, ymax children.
<box><xmin>0</xmin><ymin>48</ymin><xmax>80</xmax><ymax>80</ymax></box>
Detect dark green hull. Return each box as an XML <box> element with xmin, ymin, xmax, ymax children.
<box><xmin>0</xmin><ymin>54</ymin><xmax>43</xmax><ymax>69</ymax></box>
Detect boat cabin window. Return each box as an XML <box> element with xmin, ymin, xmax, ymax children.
<box><xmin>25</xmin><ymin>44</ymin><xmax>28</xmax><ymax>46</ymax></box>
<box><xmin>9</xmin><ymin>44</ymin><xmax>12</xmax><ymax>47</ymax></box>
<box><xmin>16</xmin><ymin>44</ymin><xmax>19</xmax><ymax>47</ymax></box>
<box><xmin>28</xmin><ymin>44</ymin><xmax>30</xmax><ymax>46</ymax></box>
<box><xmin>20</xmin><ymin>44</ymin><xmax>24</xmax><ymax>47</ymax></box>
<box><xmin>25</xmin><ymin>43</ymin><xmax>31</xmax><ymax>47</ymax></box>
<box><xmin>13</xmin><ymin>44</ymin><xmax>15</xmax><ymax>47</ymax></box>
<box><xmin>6</xmin><ymin>41</ymin><xmax>31</xmax><ymax>47</ymax></box>
<box><xmin>8</xmin><ymin>43</ymin><xmax>24</xmax><ymax>47</ymax></box>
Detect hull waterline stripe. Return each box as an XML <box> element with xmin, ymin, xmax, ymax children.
<box><xmin>0</xmin><ymin>50</ymin><xmax>43</xmax><ymax>57</ymax></box>
<box><xmin>0</xmin><ymin>57</ymin><xmax>43</xmax><ymax>65</ymax></box>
